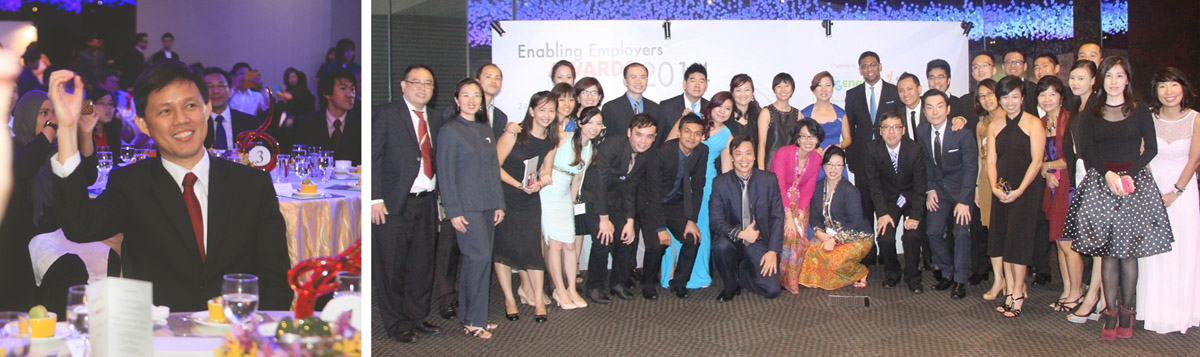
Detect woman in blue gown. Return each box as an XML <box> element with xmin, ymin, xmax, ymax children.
<box><xmin>660</xmin><ymin>92</ymin><xmax>734</xmax><ymax>289</ymax></box>
<box><xmin>801</xmin><ymin>71</ymin><xmax>851</xmax><ymax>179</ymax></box>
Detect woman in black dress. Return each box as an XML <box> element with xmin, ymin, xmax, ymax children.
<box><xmin>494</xmin><ymin>91</ymin><xmax>559</xmax><ymax>323</ymax></box>
<box><xmin>439</xmin><ymin>79</ymin><xmax>506</xmax><ymax>339</ymax></box>
<box><xmin>986</xmin><ymin>76</ymin><xmax>1046</xmax><ymax>318</ymax></box>
<box><xmin>729</xmin><ymin>73</ymin><xmax>760</xmax><ymax>152</ymax></box>
<box><xmin>757</xmin><ymin>72</ymin><xmax>800</xmax><ymax>169</ymax></box>
<box><xmin>1065</xmin><ymin>57</ymin><xmax>1173</xmax><ymax>340</ymax></box>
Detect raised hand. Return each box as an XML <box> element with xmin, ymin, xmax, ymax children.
<box><xmin>48</xmin><ymin>70</ymin><xmax>85</xmax><ymax>130</ymax></box>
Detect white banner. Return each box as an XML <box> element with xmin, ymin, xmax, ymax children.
<box><xmin>492</xmin><ymin>20</ymin><xmax>969</xmax><ymax>118</ymax></box>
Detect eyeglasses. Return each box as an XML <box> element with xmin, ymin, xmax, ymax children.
<box><xmin>580</xmin><ymin>89</ymin><xmax>600</xmax><ymax>96</ymax></box>
<box><xmin>880</xmin><ymin>124</ymin><xmax>904</xmax><ymax>131</ymax></box>
<box><xmin>971</xmin><ymin>63</ymin><xmax>993</xmax><ymax>70</ymax></box>
<box><xmin>207</xmin><ymin>83</ymin><xmax>229</xmax><ymax>90</ymax></box>
<box><xmin>405</xmin><ymin>80</ymin><xmax>434</xmax><ymax>88</ymax></box>
<box><xmin>1004</xmin><ymin>60</ymin><xmax>1025</xmax><ymax>66</ymax></box>
<box><xmin>797</xmin><ymin>134</ymin><xmax>819</xmax><ymax>141</ymax></box>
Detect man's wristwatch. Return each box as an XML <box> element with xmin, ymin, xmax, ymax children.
<box><xmin>1174</xmin><ymin>184</ymin><xmax>1186</xmax><ymax>195</ymax></box>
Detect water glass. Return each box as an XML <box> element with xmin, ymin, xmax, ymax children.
<box><xmin>96</xmin><ymin>151</ymin><xmax>113</xmax><ymax>182</ymax></box>
<box><xmin>291</xmin><ymin>144</ymin><xmax>308</xmax><ymax>158</ymax></box>
<box><xmin>294</xmin><ymin>156</ymin><xmax>312</xmax><ymax>179</ymax></box>
<box><xmin>333</xmin><ymin>273</ymin><xmax>361</xmax><ymax>298</ymax></box>
<box><xmin>274</xmin><ymin>154</ymin><xmax>291</xmax><ymax>183</ymax></box>
<box><xmin>96</xmin><ymin>146</ymin><xmax>109</xmax><ymax>154</ymax></box>
<box><xmin>317</xmin><ymin>151</ymin><xmax>333</xmax><ymax>182</ymax></box>
<box><xmin>221</xmin><ymin>274</ymin><xmax>259</xmax><ymax>326</ymax></box>
<box><xmin>119</xmin><ymin>146</ymin><xmax>135</xmax><ymax>164</ymax></box>
<box><xmin>0</xmin><ymin>312</ymin><xmax>30</xmax><ymax>357</ymax></box>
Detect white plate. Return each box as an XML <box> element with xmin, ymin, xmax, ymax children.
<box><xmin>348</xmin><ymin>172</ymin><xmax>361</xmax><ymax>178</ymax></box>
<box><xmin>321</xmin><ymin>295</ymin><xmax>361</xmax><ymax>330</ymax></box>
<box><xmin>292</xmin><ymin>191</ymin><xmax>324</xmax><ymax>198</ymax></box>
<box><xmin>31</xmin><ymin>322</ymin><xmax>69</xmax><ymax>343</ymax></box>
<box><xmin>189</xmin><ymin>311</ymin><xmax>263</xmax><ymax>329</ymax></box>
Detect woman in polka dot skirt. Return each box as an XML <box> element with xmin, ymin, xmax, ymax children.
<box><xmin>1064</xmin><ymin>56</ymin><xmax>1175</xmax><ymax>340</ymax></box>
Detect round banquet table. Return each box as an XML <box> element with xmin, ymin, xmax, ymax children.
<box><xmin>28</xmin><ymin>310</ymin><xmax>303</xmax><ymax>357</ymax></box>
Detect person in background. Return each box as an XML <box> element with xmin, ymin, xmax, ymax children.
<box><xmin>75</xmin><ymin>34</ymin><xmax>110</xmax><ymax>90</ymax></box>
<box><xmin>268</xmin><ymin>68</ymin><xmax>314</xmax><ymax>150</ymax></box>
<box><xmin>293</xmin><ymin>68</ymin><xmax>360</xmax><ymax>165</ymax></box>
<box><xmin>551</xmin><ymin>60</ymin><xmax>575</xmax><ymax>86</ymax></box>
<box><xmin>1077</xmin><ymin>42</ymin><xmax>1102</xmax><ymax>67</ymax></box>
<box><xmin>149</xmin><ymin>32</ymin><xmax>181</xmax><ymax>63</ymax></box>
<box><xmin>574</xmin><ymin>77</ymin><xmax>604</xmax><ymax>119</ymax></box>
<box><xmin>758</xmin><ymin>72</ymin><xmax>800</xmax><ymax>170</ymax></box>
<box><xmin>657</xmin><ymin>63</ymin><xmax>709</xmax><ymax>147</ymax></box>
<box><xmin>100</xmin><ymin>71</ymin><xmax>136</xmax><ymax>126</ymax></box>
<box><xmin>801</xmin><ymin>71</ymin><xmax>850</xmax><ymax>152</ymax></box>
<box><xmin>18</xmin><ymin>46</ymin><xmax>42</xmax><ymax>99</ymax></box>
<box><xmin>318</xmin><ymin>39</ymin><xmax>360</xmax><ymax>85</ymax></box>
<box><xmin>600</xmin><ymin>63</ymin><xmax>657</xmax><ymax>140</ymax></box>
<box><xmin>201</xmin><ymin>68</ymin><xmax>259</xmax><ymax>151</ymax></box>
<box><xmin>228</xmin><ymin>62</ymin><xmax>270</xmax><ymax>117</ymax></box>
<box><xmin>121</xmin><ymin>32</ymin><xmax>149</xmax><ymax>90</ymax></box>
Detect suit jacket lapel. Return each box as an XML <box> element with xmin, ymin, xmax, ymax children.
<box><xmin>205</xmin><ymin>159</ymin><xmax>234</xmax><ymax>272</ymax></box>
<box><xmin>397</xmin><ymin>102</ymin><xmax>420</xmax><ymax>151</ymax></box>
<box><xmin>149</xmin><ymin>161</ymin><xmax>205</xmax><ymax>264</ymax></box>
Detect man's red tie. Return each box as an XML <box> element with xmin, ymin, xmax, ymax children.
<box><xmin>414</xmin><ymin>110</ymin><xmax>434</xmax><ymax>177</ymax></box>
<box><xmin>183</xmin><ymin>172</ymin><xmax>205</xmax><ymax>262</ymax></box>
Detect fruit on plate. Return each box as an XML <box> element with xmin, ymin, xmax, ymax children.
<box><xmin>300</xmin><ymin>179</ymin><xmax>318</xmax><ymax>194</ymax></box>
<box><xmin>29</xmin><ymin>305</ymin><xmax>48</xmax><ymax>319</ymax></box>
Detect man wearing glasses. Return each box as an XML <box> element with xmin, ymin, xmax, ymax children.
<box><xmin>372</xmin><ymin>65</ymin><xmax>443</xmax><ymax>343</ymax></box>
<box><xmin>862</xmin><ymin>112</ymin><xmax>927</xmax><ymax>294</ymax></box>
<box><xmin>202</xmin><ymin>68</ymin><xmax>260</xmax><ymax>151</ymax></box>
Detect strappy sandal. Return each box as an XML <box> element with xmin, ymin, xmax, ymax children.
<box><xmin>1003</xmin><ymin>296</ymin><xmax>1025</xmax><ymax>318</ymax></box>
<box><xmin>853</xmin><ymin>278</ymin><xmax>867</xmax><ymax>289</ymax></box>
<box><xmin>1054</xmin><ymin>297</ymin><xmax>1082</xmax><ymax>312</ymax></box>
<box><xmin>995</xmin><ymin>294</ymin><xmax>1012</xmax><ymax>313</ymax></box>
<box><xmin>464</xmin><ymin>324</ymin><xmax>497</xmax><ymax>340</ymax></box>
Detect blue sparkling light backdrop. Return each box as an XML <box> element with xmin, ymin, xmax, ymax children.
<box><xmin>469</xmin><ymin>0</ymin><xmax>1128</xmax><ymax>47</ymax></box>
<box><xmin>1</xmin><ymin>0</ymin><xmax>135</xmax><ymax>13</ymax></box>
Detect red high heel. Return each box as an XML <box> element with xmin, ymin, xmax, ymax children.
<box><xmin>1100</xmin><ymin>308</ymin><xmax>1119</xmax><ymax>340</ymax></box>
<box><xmin>1116</xmin><ymin>307</ymin><xmax>1135</xmax><ymax>339</ymax></box>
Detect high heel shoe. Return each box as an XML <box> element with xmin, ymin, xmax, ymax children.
<box><xmin>1067</xmin><ymin>300</ymin><xmax>1100</xmax><ymax>324</ymax></box>
<box><xmin>568</xmin><ymin>290</ymin><xmax>588</xmax><ymax>308</ymax></box>
<box><xmin>463</xmin><ymin>325</ymin><xmax>495</xmax><ymax>340</ymax></box>
<box><xmin>517</xmin><ymin>288</ymin><xmax>533</xmax><ymax>307</ymax></box>
<box><xmin>1100</xmin><ymin>308</ymin><xmax>1119</xmax><ymax>340</ymax></box>
<box><xmin>1003</xmin><ymin>296</ymin><xmax>1025</xmax><ymax>318</ymax></box>
<box><xmin>505</xmin><ymin>311</ymin><xmax>519</xmax><ymax>321</ymax></box>
<box><xmin>552</xmin><ymin>290</ymin><xmax>577</xmax><ymax>310</ymax></box>
<box><xmin>1116</xmin><ymin>307</ymin><xmax>1135</xmax><ymax>339</ymax></box>
<box><xmin>534</xmin><ymin>313</ymin><xmax>548</xmax><ymax>323</ymax></box>
<box><xmin>995</xmin><ymin>294</ymin><xmax>1012</xmax><ymax>313</ymax></box>
<box><xmin>982</xmin><ymin>281</ymin><xmax>1006</xmax><ymax>301</ymax></box>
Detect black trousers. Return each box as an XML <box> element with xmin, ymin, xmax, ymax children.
<box><xmin>372</xmin><ymin>194</ymin><xmax>436</xmax><ymax>335</ymax></box>
<box><xmin>970</xmin><ymin>204</ymin><xmax>992</xmax><ymax>275</ymax></box>
<box><xmin>584</xmin><ymin>212</ymin><xmax>637</xmax><ymax>290</ymax></box>
<box><xmin>877</xmin><ymin>216</ymin><xmax>924</xmax><ymax>282</ymax></box>
<box><xmin>638</xmin><ymin>202</ymin><xmax>699</xmax><ymax>291</ymax></box>
<box><xmin>857</xmin><ymin>181</ymin><xmax>878</xmax><ymax>265</ymax></box>
<box><xmin>1032</xmin><ymin>213</ymin><xmax>1053</xmax><ymax>274</ymax></box>
<box><xmin>431</xmin><ymin>219</ymin><xmax>460</xmax><ymax>309</ymax></box>
<box><xmin>711</xmin><ymin>238</ymin><xmax>781</xmax><ymax>298</ymax></box>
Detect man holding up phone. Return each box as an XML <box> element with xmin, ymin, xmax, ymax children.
<box><xmin>229</xmin><ymin>62</ymin><xmax>270</xmax><ymax>117</ymax></box>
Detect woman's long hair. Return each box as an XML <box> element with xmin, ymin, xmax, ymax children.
<box><xmin>571</xmin><ymin>106</ymin><xmax>601</xmax><ymax>167</ymax></box>
<box><xmin>1090</xmin><ymin>56</ymin><xmax>1138</xmax><ymax>117</ymax></box>
<box><xmin>519</xmin><ymin>91</ymin><xmax>561</xmax><ymax>144</ymax></box>
<box><xmin>729</xmin><ymin>74</ymin><xmax>761</xmax><ymax>122</ymax></box>
<box><xmin>701</xmin><ymin>91</ymin><xmax>733</xmax><ymax>140</ymax></box>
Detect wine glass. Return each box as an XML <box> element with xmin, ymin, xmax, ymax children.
<box><xmin>66</xmin><ymin>284</ymin><xmax>89</xmax><ymax>355</ymax></box>
<box><xmin>291</xmin><ymin>145</ymin><xmax>307</xmax><ymax>159</ymax></box>
<box><xmin>316</xmin><ymin>151</ymin><xmax>333</xmax><ymax>183</ymax></box>
<box><xmin>0</xmin><ymin>312</ymin><xmax>30</xmax><ymax>357</ymax></box>
<box><xmin>119</xmin><ymin>146</ymin><xmax>135</xmax><ymax>165</ymax></box>
<box><xmin>96</xmin><ymin>151</ymin><xmax>113</xmax><ymax>184</ymax></box>
<box><xmin>333</xmin><ymin>273</ymin><xmax>361</xmax><ymax>298</ymax></box>
<box><xmin>294</xmin><ymin>156</ymin><xmax>311</xmax><ymax>180</ymax></box>
<box><xmin>274</xmin><ymin>154</ymin><xmax>291</xmax><ymax>183</ymax></box>
<box><xmin>221</xmin><ymin>274</ymin><xmax>259</xmax><ymax>327</ymax></box>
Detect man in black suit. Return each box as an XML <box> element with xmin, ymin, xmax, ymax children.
<box><xmin>637</xmin><ymin>114</ymin><xmax>707</xmax><ymax>300</ymax></box>
<box><xmin>863</xmin><ymin>112</ymin><xmax>928</xmax><ymax>293</ymax></box>
<box><xmin>1002</xmin><ymin>50</ymin><xmax>1039</xmax><ymax>115</ymax></box>
<box><xmin>293</xmin><ymin>67</ymin><xmax>360</xmax><ymax>165</ymax></box>
<box><xmin>844</xmin><ymin>51</ymin><xmax>901</xmax><ymax>266</ymax></box>
<box><xmin>47</xmin><ymin>61</ymin><xmax>292</xmax><ymax>312</ymax></box>
<box><xmin>967</xmin><ymin>52</ymin><xmax>998</xmax><ymax>285</ymax></box>
<box><xmin>121</xmin><ymin>32</ymin><xmax>148</xmax><ymax>90</ymax></box>
<box><xmin>601</xmin><ymin>62</ymin><xmax>658</xmax><ymax>140</ymax></box>
<box><xmin>202</xmin><ymin>68</ymin><xmax>260</xmax><ymax>151</ymax></box>
<box><xmin>581</xmin><ymin>114</ymin><xmax>656</xmax><ymax>303</ymax></box>
<box><xmin>897</xmin><ymin>73</ymin><xmax>925</xmax><ymax>142</ymax></box>
<box><xmin>654</xmin><ymin>63</ymin><xmax>709</xmax><ymax>147</ymax></box>
<box><xmin>149</xmin><ymin>32</ymin><xmax>181</xmax><ymax>63</ymax></box>
<box><xmin>916</xmin><ymin>90</ymin><xmax>977</xmax><ymax>300</ymax></box>
<box><xmin>926</xmin><ymin>59</ymin><xmax>976</xmax><ymax>131</ymax></box>
<box><xmin>477</xmin><ymin>63</ymin><xmax>509</xmax><ymax>139</ymax></box>
<box><xmin>371</xmin><ymin>65</ymin><xmax>442</xmax><ymax>343</ymax></box>
<box><xmin>709</xmin><ymin>135</ymin><xmax>783</xmax><ymax>302</ymax></box>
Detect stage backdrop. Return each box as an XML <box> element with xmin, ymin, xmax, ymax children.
<box><xmin>492</xmin><ymin>20</ymin><xmax>969</xmax><ymax>120</ymax></box>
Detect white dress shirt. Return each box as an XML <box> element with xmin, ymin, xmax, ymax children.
<box><xmin>866</xmin><ymin>82</ymin><xmax>881</xmax><ymax>119</ymax></box>
<box><xmin>407</xmin><ymin>98</ymin><xmax>436</xmax><ymax>193</ymax></box>
<box><xmin>210</xmin><ymin>107</ymin><xmax>234</xmax><ymax>149</ymax></box>
<box><xmin>229</xmin><ymin>88</ymin><xmax>267</xmax><ymax>115</ymax></box>
<box><xmin>928</xmin><ymin>121</ymin><xmax>947</xmax><ymax>158</ymax></box>
<box><xmin>52</xmin><ymin>152</ymin><xmax>212</xmax><ymax>251</ymax></box>
<box><xmin>905</xmin><ymin>103</ymin><xmax>922</xmax><ymax>141</ymax></box>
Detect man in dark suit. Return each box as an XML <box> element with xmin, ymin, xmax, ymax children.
<box><xmin>709</xmin><ymin>135</ymin><xmax>784</xmax><ymax>302</ymax></box>
<box><xmin>47</xmin><ymin>61</ymin><xmax>292</xmax><ymax>312</ymax></box>
<box><xmin>121</xmin><ymin>32</ymin><xmax>148</xmax><ymax>90</ymax></box>
<box><xmin>372</xmin><ymin>65</ymin><xmax>442</xmax><ymax>343</ymax></box>
<box><xmin>637</xmin><ymin>114</ymin><xmax>707</xmax><ymax>300</ymax></box>
<box><xmin>202</xmin><ymin>68</ymin><xmax>261</xmax><ymax>151</ymax></box>
<box><xmin>926</xmin><ymin>59</ymin><xmax>976</xmax><ymax>132</ymax></box>
<box><xmin>916</xmin><ymin>90</ymin><xmax>978</xmax><ymax>300</ymax></box>
<box><xmin>580</xmin><ymin>114</ymin><xmax>656</xmax><ymax>303</ymax></box>
<box><xmin>966</xmin><ymin>52</ymin><xmax>997</xmax><ymax>285</ymax></box>
<box><xmin>149</xmin><ymin>32</ymin><xmax>181</xmax><ymax>63</ymax></box>
<box><xmin>897</xmin><ymin>73</ymin><xmax>926</xmax><ymax>142</ymax></box>
<box><xmin>654</xmin><ymin>63</ymin><xmax>709</xmax><ymax>147</ymax></box>
<box><xmin>601</xmin><ymin>62</ymin><xmax>658</xmax><ymax>140</ymax></box>
<box><xmin>863</xmin><ymin>112</ymin><xmax>928</xmax><ymax>293</ymax></box>
<box><xmin>477</xmin><ymin>63</ymin><xmax>509</xmax><ymax>139</ymax></box>
<box><xmin>293</xmin><ymin>68</ymin><xmax>360</xmax><ymax>165</ymax></box>
<box><xmin>844</xmin><ymin>51</ymin><xmax>901</xmax><ymax>266</ymax></box>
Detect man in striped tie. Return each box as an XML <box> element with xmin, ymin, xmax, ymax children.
<box><xmin>862</xmin><ymin>112</ymin><xmax>928</xmax><ymax>294</ymax></box>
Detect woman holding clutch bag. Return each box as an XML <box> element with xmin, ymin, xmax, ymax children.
<box><xmin>769</xmin><ymin>118</ymin><xmax>823</xmax><ymax>294</ymax></box>
<box><xmin>1066</xmin><ymin>57</ymin><xmax>1173</xmax><ymax>339</ymax></box>
<box><xmin>494</xmin><ymin>91</ymin><xmax>559</xmax><ymax>323</ymax></box>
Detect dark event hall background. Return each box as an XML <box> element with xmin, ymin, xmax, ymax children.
<box><xmin>374</xmin><ymin>0</ymin><xmax>1197</xmax><ymax>115</ymax></box>
<box><xmin>1</xmin><ymin>0</ymin><xmax>361</xmax><ymax>100</ymax></box>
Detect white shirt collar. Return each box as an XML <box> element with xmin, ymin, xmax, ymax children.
<box><xmin>403</xmin><ymin>98</ymin><xmax>426</xmax><ymax>114</ymax></box>
<box><xmin>326</xmin><ymin>108</ymin><xmax>347</xmax><ymax>133</ymax></box>
<box><xmin>887</xmin><ymin>141</ymin><xmax>902</xmax><ymax>154</ymax></box>
<box><xmin>160</xmin><ymin>152</ymin><xmax>211</xmax><ymax>192</ymax></box>
<box><xmin>211</xmin><ymin>106</ymin><xmax>231</xmax><ymax>121</ymax></box>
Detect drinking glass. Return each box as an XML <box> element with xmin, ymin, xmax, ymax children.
<box><xmin>119</xmin><ymin>146</ymin><xmax>135</xmax><ymax>164</ymax></box>
<box><xmin>96</xmin><ymin>151</ymin><xmax>113</xmax><ymax>183</ymax></box>
<box><xmin>0</xmin><ymin>312</ymin><xmax>30</xmax><ymax>357</ymax></box>
<box><xmin>274</xmin><ymin>154</ymin><xmax>291</xmax><ymax>183</ymax></box>
<box><xmin>291</xmin><ymin>145</ymin><xmax>307</xmax><ymax>159</ymax></box>
<box><xmin>66</xmin><ymin>284</ymin><xmax>89</xmax><ymax>355</ymax></box>
<box><xmin>96</xmin><ymin>146</ymin><xmax>109</xmax><ymax>154</ymax></box>
<box><xmin>221</xmin><ymin>274</ymin><xmax>259</xmax><ymax>326</ymax></box>
<box><xmin>333</xmin><ymin>273</ymin><xmax>361</xmax><ymax>298</ymax></box>
<box><xmin>294</xmin><ymin>156</ymin><xmax>311</xmax><ymax>179</ymax></box>
<box><xmin>316</xmin><ymin>151</ymin><xmax>333</xmax><ymax>182</ymax></box>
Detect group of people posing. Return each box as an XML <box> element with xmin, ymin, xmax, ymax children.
<box><xmin>375</xmin><ymin>41</ymin><xmax>1198</xmax><ymax>343</ymax></box>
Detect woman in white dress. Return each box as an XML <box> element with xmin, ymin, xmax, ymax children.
<box><xmin>541</xmin><ymin>106</ymin><xmax>603</xmax><ymax>310</ymax></box>
<box><xmin>1137</xmin><ymin>67</ymin><xmax>1200</xmax><ymax>334</ymax></box>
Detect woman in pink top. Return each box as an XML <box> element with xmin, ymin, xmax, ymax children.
<box><xmin>770</xmin><ymin>118</ymin><xmax>824</xmax><ymax>294</ymax></box>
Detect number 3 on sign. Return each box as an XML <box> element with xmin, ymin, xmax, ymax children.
<box><xmin>249</xmin><ymin>146</ymin><xmax>272</xmax><ymax>167</ymax></box>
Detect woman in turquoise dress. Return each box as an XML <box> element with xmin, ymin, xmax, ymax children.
<box><xmin>660</xmin><ymin>92</ymin><xmax>734</xmax><ymax>289</ymax></box>
<box><xmin>801</xmin><ymin>71</ymin><xmax>850</xmax><ymax>179</ymax></box>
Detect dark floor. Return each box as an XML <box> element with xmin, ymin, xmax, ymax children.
<box><xmin>372</xmin><ymin>265</ymin><xmax>1200</xmax><ymax>356</ymax></box>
